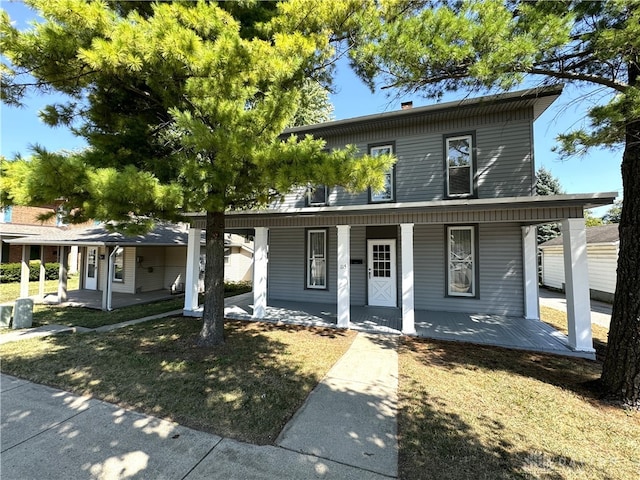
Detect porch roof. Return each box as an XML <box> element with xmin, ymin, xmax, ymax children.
<box><xmin>3</xmin><ymin>223</ymin><xmax>204</xmax><ymax>247</ymax></box>
<box><xmin>186</xmin><ymin>192</ymin><xmax>617</xmax><ymax>229</ymax></box>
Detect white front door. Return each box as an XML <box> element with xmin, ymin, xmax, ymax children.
<box><xmin>85</xmin><ymin>247</ymin><xmax>98</xmax><ymax>290</ymax></box>
<box><xmin>367</xmin><ymin>239</ymin><xmax>397</xmax><ymax>307</ymax></box>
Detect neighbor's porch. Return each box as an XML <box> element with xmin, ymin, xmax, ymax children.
<box><xmin>218</xmin><ymin>292</ymin><xmax>589</xmax><ymax>359</ymax></box>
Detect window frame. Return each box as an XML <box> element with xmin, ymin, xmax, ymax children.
<box><xmin>305</xmin><ymin>228</ymin><xmax>328</xmax><ymax>290</ymax></box>
<box><xmin>368</xmin><ymin>142</ymin><xmax>396</xmax><ymax>203</ymax></box>
<box><xmin>306</xmin><ymin>184</ymin><xmax>328</xmax><ymax>207</ymax></box>
<box><xmin>112</xmin><ymin>247</ymin><xmax>125</xmax><ymax>283</ymax></box>
<box><xmin>444</xmin><ymin>132</ymin><xmax>476</xmax><ymax>199</ymax></box>
<box><xmin>445</xmin><ymin>225</ymin><xmax>479</xmax><ymax>298</ymax></box>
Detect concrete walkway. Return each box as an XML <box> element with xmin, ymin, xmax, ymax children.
<box><xmin>0</xmin><ymin>332</ymin><xmax>398</xmax><ymax>479</ymax></box>
<box><xmin>277</xmin><ymin>333</ymin><xmax>398</xmax><ymax>478</ymax></box>
<box><xmin>539</xmin><ymin>287</ymin><xmax>612</xmax><ymax>329</ymax></box>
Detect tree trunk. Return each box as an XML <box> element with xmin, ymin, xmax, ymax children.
<box><xmin>601</xmin><ymin>61</ymin><xmax>640</xmax><ymax>408</ymax></box>
<box><xmin>197</xmin><ymin>210</ymin><xmax>226</xmax><ymax>347</ymax></box>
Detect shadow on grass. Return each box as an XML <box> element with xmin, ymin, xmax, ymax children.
<box><xmin>401</xmin><ymin>337</ymin><xmax>604</xmax><ymax>402</ymax></box>
<box><xmin>398</xmin><ymin>337</ymin><xmax>620</xmax><ymax>480</ymax></box>
<box><xmin>32</xmin><ymin>299</ymin><xmax>185</xmax><ymax>329</ymax></box>
<box><xmin>0</xmin><ymin>318</ymin><xmax>352</xmax><ymax>445</ymax></box>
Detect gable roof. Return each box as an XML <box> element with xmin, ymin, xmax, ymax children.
<box><xmin>539</xmin><ymin>224</ymin><xmax>619</xmax><ymax>248</ymax></box>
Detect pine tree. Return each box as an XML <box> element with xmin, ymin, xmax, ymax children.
<box><xmin>0</xmin><ymin>0</ymin><xmax>393</xmax><ymax>346</ymax></box>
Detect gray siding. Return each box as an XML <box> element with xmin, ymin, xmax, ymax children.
<box><xmin>413</xmin><ymin>223</ymin><xmax>523</xmax><ymax>316</ymax></box>
<box><xmin>268</xmin><ymin>227</ymin><xmax>337</xmax><ymax>303</ymax></box>
<box><xmin>266</xmin><ymin>222</ymin><xmax>524</xmax><ymax>315</ymax></box>
<box><xmin>350</xmin><ymin>226</ymin><xmax>367</xmax><ymax>305</ymax></box>
<box><xmin>275</xmin><ymin>109</ymin><xmax>534</xmax><ymax>208</ymax></box>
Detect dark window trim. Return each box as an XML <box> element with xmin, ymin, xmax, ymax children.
<box><xmin>304</xmin><ymin>227</ymin><xmax>329</xmax><ymax>290</ymax></box>
<box><xmin>444</xmin><ymin>224</ymin><xmax>480</xmax><ymax>299</ymax></box>
<box><xmin>368</xmin><ymin>141</ymin><xmax>397</xmax><ymax>204</ymax></box>
<box><xmin>443</xmin><ymin>131</ymin><xmax>477</xmax><ymax>199</ymax></box>
<box><xmin>306</xmin><ymin>184</ymin><xmax>329</xmax><ymax>207</ymax></box>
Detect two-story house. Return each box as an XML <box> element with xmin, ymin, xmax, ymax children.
<box><xmin>182</xmin><ymin>86</ymin><xmax>614</xmax><ymax>356</ymax></box>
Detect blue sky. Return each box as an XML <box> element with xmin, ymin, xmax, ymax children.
<box><xmin>1</xmin><ymin>0</ymin><xmax>623</xmax><ymax>215</ymax></box>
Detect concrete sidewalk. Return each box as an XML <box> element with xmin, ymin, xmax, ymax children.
<box><xmin>539</xmin><ymin>287</ymin><xmax>612</xmax><ymax>329</ymax></box>
<box><xmin>0</xmin><ymin>332</ymin><xmax>398</xmax><ymax>479</ymax></box>
<box><xmin>277</xmin><ymin>333</ymin><xmax>399</xmax><ymax>478</ymax></box>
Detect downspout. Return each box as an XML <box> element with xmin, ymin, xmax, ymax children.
<box><xmin>106</xmin><ymin>245</ymin><xmax>119</xmax><ymax>311</ymax></box>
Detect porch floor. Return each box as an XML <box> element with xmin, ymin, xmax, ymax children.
<box><xmin>222</xmin><ymin>292</ymin><xmax>593</xmax><ymax>359</ymax></box>
<box><xmin>40</xmin><ymin>289</ymin><xmax>179</xmax><ymax>310</ymax></box>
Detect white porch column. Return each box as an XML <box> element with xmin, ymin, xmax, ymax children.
<box><xmin>253</xmin><ymin>227</ymin><xmax>268</xmax><ymax>319</ymax></box>
<box><xmin>562</xmin><ymin>218</ymin><xmax>594</xmax><ymax>352</ymax></box>
<box><xmin>38</xmin><ymin>246</ymin><xmax>46</xmax><ymax>299</ymax></box>
<box><xmin>400</xmin><ymin>223</ymin><xmax>416</xmax><ymax>334</ymax></box>
<box><xmin>101</xmin><ymin>247</ymin><xmax>110</xmax><ymax>311</ymax></box>
<box><xmin>336</xmin><ymin>225</ymin><xmax>351</xmax><ymax>329</ymax></box>
<box><xmin>19</xmin><ymin>245</ymin><xmax>30</xmax><ymax>298</ymax></box>
<box><xmin>57</xmin><ymin>246</ymin><xmax>69</xmax><ymax>303</ymax></box>
<box><xmin>183</xmin><ymin>228</ymin><xmax>201</xmax><ymax>314</ymax></box>
<box><xmin>69</xmin><ymin>245</ymin><xmax>79</xmax><ymax>274</ymax></box>
<box><xmin>522</xmin><ymin>226</ymin><xmax>540</xmax><ymax>320</ymax></box>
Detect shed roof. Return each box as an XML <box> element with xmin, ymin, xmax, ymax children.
<box><xmin>539</xmin><ymin>223</ymin><xmax>619</xmax><ymax>248</ymax></box>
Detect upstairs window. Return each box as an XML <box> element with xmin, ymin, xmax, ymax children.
<box><xmin>306</xmin><ymin>229</ymin><xmax>327</xmax><ymax>289</ymax></box>
<box><xmin>369</xmin><ymin>144</ymin><xmax>395</xmax><ymax>202</ymax></box>
<box><xmin>307</xmin><ymin>184</ymin><xmax>328</xmax><ymax>206</ymax></box>
<box><xmin>445</xmin><ymin>134</ymin><xmax>474</xmax><ymax>197</ymax></box>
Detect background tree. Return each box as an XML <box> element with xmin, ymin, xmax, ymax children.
<box><xmin>603</xmin><ymin>199</ymin><xmax>622</xmax><ymax>224</ymax></box>
<box><xmin>289</xmin><ymin>79</ymin><xmax>335</xmax><ymax>127</ymax></box>
<box><xmin>0</xmin><ymin>0</ymin><xmax>393</xmax><ymax>346</ymax></box>
<box><xmin>535</xmin><ymin>166</ymin><xmax>564</xmax><ymax>244</ymax></box>
<box><xmin>350</xmin><ymin>0</ymin><xmax>640</xmax><ymax>407</ymax></box>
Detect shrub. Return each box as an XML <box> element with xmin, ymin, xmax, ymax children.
<box><xmin>224</xmin><ymin>280</ymin><xmax>252</xmax><ymax>295</ymax></box>
<box><xmin>0</xmin><ymin>262</ymin><xmax>61</xmax><ymax>283</ymax></box>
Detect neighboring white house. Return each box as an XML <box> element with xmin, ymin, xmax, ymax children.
<box><xmin>224</xmin><ymin>233</ymin><xmax>253</xmax><ymax>283</ymax></box>
<box><xmin>539</xmin><ymin>224</ymin><xmax>618</xmax><ymax>303</ymax></box>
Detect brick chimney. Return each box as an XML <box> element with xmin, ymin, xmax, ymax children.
<box><xmin>401</xmin><ymin>101</ymin><xmax>413</xmax><ymax>110</ymax></box>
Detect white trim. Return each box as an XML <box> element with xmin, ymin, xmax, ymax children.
<box><xmin>447</xmin><ymin>226</ymin><xmax>475</xmax><ymax>297</ymax></box>
<box><xmin>562</xmin><ymin>218</ymin><xmax>594</xmax><ymax>352</ymax></box>
<box><xmin>522</xmin><ymin>226</ymin><xmax>539</xmax><ymax>320</ymax></box>
<box><xmin>253</xmin><ymin>227</ymin><xmax>268</xmax><ymax>319</ymax></box>
<box><xmin>337</xmin><ymin>225</ymin><xmax>350</xmax><ymax>328</ymax></box>
<box><xmin>367</xmin><ymin>239</ymin><xmax>397</xmax><ymax>307</ymax></box>
<box><xmin>401</xmin><ymin>223</ymin><xmax>416</xmax><ymax>334</ymax></box>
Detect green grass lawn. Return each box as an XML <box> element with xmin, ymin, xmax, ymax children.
<box><xmin>1</xmin><ymin>304</ymin><xmax>637</xmax><ymax>478</ymax></box>
<box><xmin>0</xmin><ymin>318</ymin><xmax>356</xmax><ymax>445</ymax></box>
<box><xmin>0</xmin><ymin>276</ymin><xmax>80</xmax><ymax>303</ymax></box>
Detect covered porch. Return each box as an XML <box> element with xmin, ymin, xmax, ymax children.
<box><xmin>219</xmin><ymin>292</ymin><xmax>587</xmax><ymax>358</ymax></box>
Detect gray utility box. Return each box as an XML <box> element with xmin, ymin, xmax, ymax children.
<box><xmin>12</xmin><ymin>298</ymin><xmax>34</xmax><ymax>329</ymax></box>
